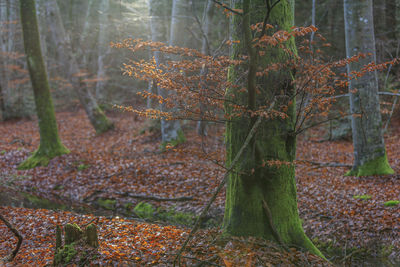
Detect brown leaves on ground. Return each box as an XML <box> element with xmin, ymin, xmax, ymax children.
<box><xmin>0</xmin><ymin>110</ymin><xmax>399</xmax><ymax>265</ymax></box>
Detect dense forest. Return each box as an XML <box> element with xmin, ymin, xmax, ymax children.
<box><xmin>0</xmin><ymin>0</ymin><xmax>399</xmax><ymax>266</ymax></box>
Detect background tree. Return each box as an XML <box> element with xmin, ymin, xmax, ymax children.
<box><xmin>149</xmin><ymin>0</ymin><xmax>185</xmax><ymax>144</ymax></box>
<box><xmin>196</xmin><ymin>0</ymin><xmax>214</xmax><ymax>136</ymax></box>
<box><xmin>18</xmin><ymin>0</ymin><xmax>69</xmax><ymax>169</ymax></box>
<box><xmin>223</xmin><ymin>0</ymin><xmax>322</xmax><ymax>256</ymax></box>
<box><xmin>40</xmin><ymin>0</ymin><xmax>114</xmax><ymax>134</ymax></box>
<box><xmin>343</xmin><ymin>0</ymin><xmax>394</xmax><ymax>176</ymax></box>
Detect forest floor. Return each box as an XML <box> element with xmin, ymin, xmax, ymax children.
<box><xmin>0</xmin><ymin>110</ymin><xmax>399</xmax><ymax>266</ymax></box>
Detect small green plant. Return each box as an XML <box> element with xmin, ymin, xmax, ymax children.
<box><xmin>157</xmin><ymin>206</ymin><xmax>195</xmax><ymax>226</ymax></box>
<box><xmin>134</xmin><ymin>202</ymin><xmax>155</xmax><ymax>219</ymax></box>
<box><xmin>77</xmin><ymin>163</ymin><xmax>90</xmax><ymax>171</ymax></box>
<box><xmin>0</xmin><ymin>150</ymin><xmax>6</xmax><ymax>155</ymax></box>
<box><xmin>384</xmin><ymin>200</ymin><xmax>400</xmax><ymax>207</ymax></box>
<box><xmin>353</xmin><ymin>194</ymin><xmax>372</xmax><ymax>200</ymax></box>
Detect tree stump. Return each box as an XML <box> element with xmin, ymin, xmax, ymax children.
<box><xmin>53</xmin><ymin>223</ymin><xmax>99</xmax><ymax>266</ymax></box>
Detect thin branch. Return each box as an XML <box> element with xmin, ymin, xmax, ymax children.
<box><xmin>173</xmin><ymin>115</ymin><xmax>264</xmax><ymax>267</ymax></box>
<box><xmin>116</xmin><ymin>192</ymin><xmax>193</xmax><ymax>202</ymax></box>
<box><xmin>0</xmin><ymin>213</ymin><xmax>23</xmax><ymax>262</ymax></box>
<box><xmin>296</xmin><ymin>160</ymin><xmax>352</xmax><ymax>168</ymax></box>
<box><xmin>211</xmin><ymin>0</ymin><xmax>242</xmax><ymax>15</ymax></box>
<box><xmin>379</xmin><ymin>91</ymin><xmax>400</xmax><ymax>97</ymax></box>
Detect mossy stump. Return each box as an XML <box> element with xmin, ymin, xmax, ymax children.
<box><xmin>54</xmin><ymin>223</ymin><xmax>99</xmax><ymax>266</ymax></box>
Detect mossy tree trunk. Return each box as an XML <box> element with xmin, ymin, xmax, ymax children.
<box><xmin>343</xmin><ymin>0</ymin><xmax>394</xmax><ymax>176</ymax></box>
<box><xmin>41</xmin><ymin>0</ymin><xmax>113</xmax><ymax>134</ymax></box>
<box><xmin>18</xmin><ymin>0</ymin><xmax>69</xmax><ymax>170</ymax></box>
<box><xmin>223</xmin><ymin>0</ymin><xmax>322</xmax><ymax>257</ymax></box>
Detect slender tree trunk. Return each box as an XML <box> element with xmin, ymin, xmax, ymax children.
<box><xmin>41</xmin><ymin>0</ymin><xmax>113</xmax><ymax>134</ymax></box>
<box><xmin>18</xmin><ymin>0</ymin><xmax>69</xmax><ymax>169</ymax></box>
<box><xmin>343</xmin><ymin>0</ymin><xmax>394</xmax><ymax>176</ymax></box>
<box><xmin>396</xmin><ymin>0</ymin><xmax>400</xmax><ymax>41</ymax></box>
<box><xmin>95</xmin><ymin>0</ymin><xmax>110</xmax><ymax>101</ymax></box>
<box><xmin>223</xmin><ymin>0</ymin><xmax>322</xmax><ymax>256</ymax></box>
<box><xmin>196</xmin><ymin>0</ymin><xmax>214</xmax><ymax>136</ymax></box>
<box><xmin>153</xmin><ymin>0</ymin><xmax>188</xmax><ymax>144</ymax></box>
<box><xmin>0</xmin><ymin>82</ymin><xmax>5</xmax><ymax>120</ymax></box>
<box><xmin>149</xmin><ymin>0</ymin><xmax>184</xmax><ymax>144</ymax></box>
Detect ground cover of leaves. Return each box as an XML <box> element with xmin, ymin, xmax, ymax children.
<box><xmin>0</xmin><ymin>110</ymin><xmax>399</xmax><ymax>265</ymax></box>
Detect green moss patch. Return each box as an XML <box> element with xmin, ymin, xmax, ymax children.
<box><xmin>77</xmin><ymin>163</ymin><xmax>90</xmax><ymax>171</ymax></box>
<box><xmin>21</xmin><ymin>192</ymin><xmax>67</xmax><ymax>210</ymax></box>
<box><xmin>384</xmin><ymin>200</ymin><xmax>400</xmax><ymax>207</ymax></box>
<box><xmin>96</xmin><ymin>198</ymin><xmax>116</xmax><ymax>210</ymax></box>
<box><xmin>353</xmin><ymin>194</ymin><xmax>372</xmax><ymax>200</ymax></box>
<box><xmin>54</xmin><ymin>243</ymin><xmax>77</xmax><ymax>266</ymax></box>
<box><xmin>133</xmin><ymin>202</ymin><xmax>155</xmax><ymax>219</ymax></box>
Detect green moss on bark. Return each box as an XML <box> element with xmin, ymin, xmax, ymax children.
<box><xmin>91</xmin><ymin>106</ymin><xmax>114</xmax><ymax>134</ymax></box>
<box><xmin>19</xmin><ymin>0</ymin><xmax>69</xmax><ymax>170</ymax></box>
<box><xmin>345</xmin><ymin>154</ymin><xmax>394</xmax><ymax>177</ymax></box>
<box><xmin>224</xmin><ymin>0</ymin><xmax>323</xmax><ymax>258</ymax></box>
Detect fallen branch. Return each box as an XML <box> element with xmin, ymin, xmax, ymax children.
<box><xmin>183</xmin><ymin>255</ymin><xmax>221</xmax><ymax>267</ymax></box>
<box><xmin>0</xmin><ymin>213</ymin><xmax>23</xmax><ymax>262</ymax></box>
<box><xmin>173</xmin><ymin>115</ymin><xmax>263</xmax><ymax>266</ymax></box>
<box><xmin>297</xmin><ymin>160</ymin><xmax>351</xmax><ymax>168</ymax></box>
<box><xmin>116</xmin><ymin>192</ymin><xmax>194</xmax><ymax>202</ymax></box>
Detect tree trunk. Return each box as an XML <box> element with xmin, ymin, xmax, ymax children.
<box><xmin>154</xmin><ymin>0</ymin><xmax>188</xmax><ymax>144</ymax></box>
<box><xmin>95</xmin><ymin>0</ymin><xmax>110</xmax><ymax>101</ymax></box>
<box><xmin>196</xmin><ymin>0</ymin><xmax>214</xmax><ymax>136</ymax></box>
<box><xmin>223</xmin><ymin>0</ymin><xmax>322</xmax><ymax>257</ymax></box>
<box><xmin>149</xmin><ymin>0</ymin><xmax>184</xmax><ymax>144</ymax></box>
<box><xmin>41</xmin><ymin>0</ymin><xmax>113</xmax><ymax>134</ymax></box>
<box><xmin>343</xmin><ymin>0</ymin><xmax>394</xmax><ymax>176</ymax></box>
<box><xmin>18</xmin><ymin>0</ymin><xmax>69</xmax><ymax>169</ymax></box>
<box><xmin>396</xmin><ymin>0</ymin><xmax>400</xmax><ymax>41</ymax></box>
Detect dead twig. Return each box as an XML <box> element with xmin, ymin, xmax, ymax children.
<box><xmin>0</xmin><ymin>213</ymin><xmax>23</xmax><ymax>262</ymax></box>
<box><xmin>116</xmin><ymin>192</ymin><xmax>194</xmax><ymax>202</ymax></box>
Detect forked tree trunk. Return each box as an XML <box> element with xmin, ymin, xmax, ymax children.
<box><xmin>18</xmin><ymin>0</ymin><xmax>69</xmax><ymax>169</ymax></box>
<box><xmin>42</xmin><ymin>0</ymin><xmax>113</xmax><ymax>134</ymax></box>
<box><xmin>223</xmin><ymin>0</ymin><xmax>322</xmax><ymax>256</ymax></box>
<box><xmin>343</xmin><ymin>0</ymin><xmax>394</xmax><ymax>176</ymax></box>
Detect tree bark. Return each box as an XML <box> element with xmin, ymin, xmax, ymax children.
<box><xmin>41</xmin><ymin>0</ymin><xmax>113</xmax><ymax>134</ymax></box>
<box><xmin>196</xmin><ymin>0</ymin><xmax>214</xmax><ymax>136</ymax></box>
<box><xmin>223</xmin><ymin>0</ymin><xmax>322</xmax><ymax>257</ymax></box>
<box><xmin>343</xmin><ymin>0</ymin><xmax>394</xmax><ymax>176</ymax></box>
<box><xmin>149</xmin><ymin>0</ymin><xmax>184</xmax><ymax>144</ymax></box>
<box><xmin>95</xmin><ymin>0</ymin><xmax>110</xmax><ymax>101</ymax></box>
<box><xmin>18</xmin><ymin>0</ymin><xmax>69</xmax><ymax>169</ymax></box>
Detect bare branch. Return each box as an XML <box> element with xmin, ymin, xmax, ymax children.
<box><xmin>0</xmin><ymin>213</ymin><xmax>23</xmax><ymax>262</ymax></box>
<box><xmin>211</xmin><ymin>0</ymin><xmax>242</xmax><ymax>15</ymax></box>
